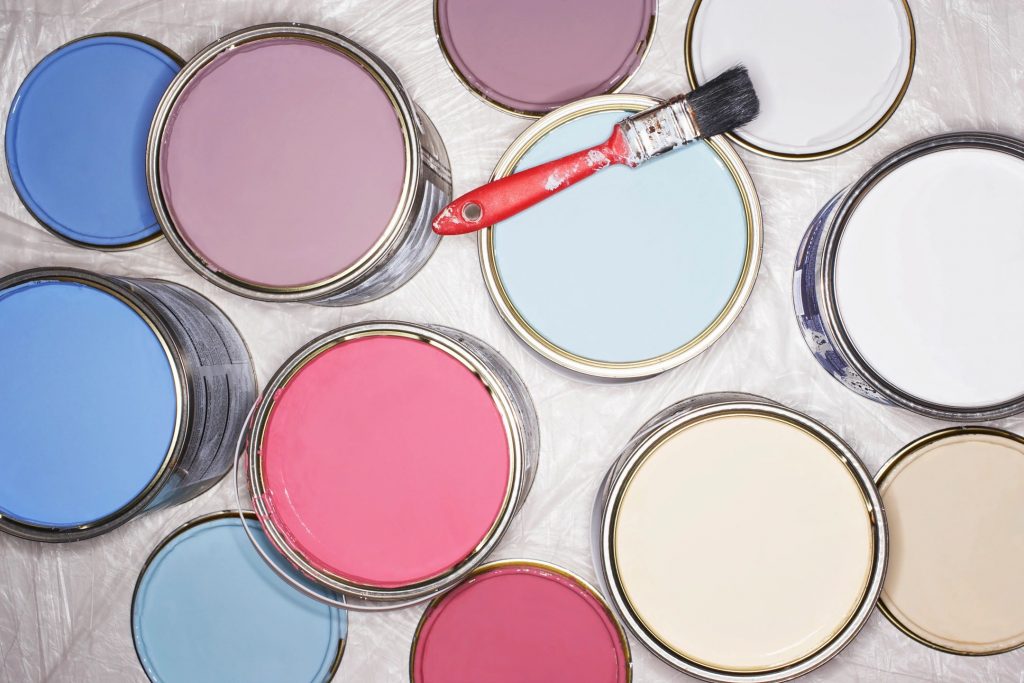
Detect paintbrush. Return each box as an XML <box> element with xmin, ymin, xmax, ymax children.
<box><xmin>432</xmin><ymin>66</ymin><xmax>759</xmax><ymax>236</ymax></box>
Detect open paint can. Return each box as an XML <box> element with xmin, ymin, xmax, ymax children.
<box><xmin>685</xmin><ymin>0</ymin><xmax>914</xmax><ymax>160</ymax></box>
<box><xmin>238</xmin><ymin>321</ymin><xmax>539</xmax><ymax>609</ymax></box>
<box><xmin>794</xmin><ymin>132</ymin><xmax>1024</xmax><ymax>420</ymax></box>
<box><xmin>479</xmin><ymin>95</ymin><xmax>761</xmax><ymax>380</ymax></box>
<box><xmin>148</xmin><ymin>23</ymin><xmax>451</xmax><ymax>304</ymax></box>
<box><xmin>876</xmin><ymin>428</ymin><xmax>1024</xmax><ymax>656</ymax></box>
<box><xmin>132</xmin><ymin>511</ymin><xmax>347</xmax><ymax>682</ymax></box>
<box><xmin>593</xmin><ymin>392</ymin><xmax>886</xmax><ymax>681</ymax></box>
<box><xmin>0</xmin><ymin>268</ymin><xmax>256</xmax><ymax>542</ymax></box>
<box><xmin>6</xmin><ymin>34</ymin><xmax>181</xmax><ymax>249</ymax></box>
<box><xmin>410</xmin><ymin>559</ymin><xmax>631</xmax><ymax>682</ymax></box>
<box><xmin>435</xmin><ymin>0</ymin><xmax>655</xmax><ymax>116</ymax></box>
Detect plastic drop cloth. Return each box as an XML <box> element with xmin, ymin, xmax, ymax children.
<box><xmin>1</xmin><ymin>0</ymin><xmax>1023</xmax><ymax>681</ymax></box>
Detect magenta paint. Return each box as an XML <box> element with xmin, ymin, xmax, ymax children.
<box><xmin>436</xmin><ymin>0</ymin><xmax>655</xmax><ymax>114</ymax></box>
<box><xmin>412</xmin><ymin>562</ymin><xmax>630</xmax><ymax>683</ymax></box>
<box><xmin>158</xmin><ymin>35</ymin><xmax>407</xmax><ymax>290</ymax></box>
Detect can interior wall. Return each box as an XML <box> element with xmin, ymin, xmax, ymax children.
<box><xmin>0</xmin><ymin>268</ymin><xmax>256</xmax><ymax>542</ymax></box>
<box><xmin>147</xmin><ymin>23</ymin><xmax>451</xmax><ymax>305</ymax></box>
<box><xmin>593</xmin><ymin>392</ymin><xmax>886</xmax><ymax>682</ymax></box>
<box><xmin>239</xmin><ymin>321</ymin><xmax>539</xmax><ymax>610</ymax></box>
<box><xmin>794</xmin><ymin>132</ymin><xmax>1024</xmax><ymax>421</ymax></box>
<box><xmin>479</xmin><ymin>95</ymin><xmax>761</xmax><ymax>381</ymax></box>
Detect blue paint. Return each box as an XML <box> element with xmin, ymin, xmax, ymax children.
<box><xmin>493</xmin><ymin>110</ymin><xmax>749</xmax><ymax>364</ymax></box>
<box><xmin>0</xmin><ymin>279</ymin><xmax>176</xmax><ymax>527</ymax></box>
<box><xmin>5</xmin><ymin>35</ymin><xmax>179</xmax><ymax>247</ymax></box>
<box><xmin>133</xmin><ymin>515</ymin><xmax>347</xmax><ymax>683</ymax></box>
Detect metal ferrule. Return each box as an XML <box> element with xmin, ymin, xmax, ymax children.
<box><xmin>793</xmin><ymin>132</ymin><xmax>1024</xmax><ymax>421</ymax></box>
<box><xmin>617</xmin><ymin>96</ymin><xmax>698</xmax><ymax>166</ymax></box>
<box><xmin>592</xmin><ymin>392</ymin><xmax>887</xmax><ymax>683</ymax></box>
<box><xmin>238</xmin><ymin>321</ymin><xmax>540</xmax><ymax>611</ymax></box>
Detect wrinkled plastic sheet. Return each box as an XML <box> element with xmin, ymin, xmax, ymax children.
<box><xmin>1</xmin><ymin>0</ymin><xmax>1023</xmax><ymax>681</ymax></box>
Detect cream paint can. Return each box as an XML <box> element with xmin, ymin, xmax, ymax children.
<box><xmin>794</xmin><ymin>133</ymin><xmax>1024</xmax><ymax>420</ymax></box>
<box><xmin>593</xmin><ymin>392</ymin><xmax>886</xmax><ymax>681</ymax></box>
<box><xmin>148</xmin><ymin>24</ymin><xmax>450</xmax><ymax>305</ymax></box>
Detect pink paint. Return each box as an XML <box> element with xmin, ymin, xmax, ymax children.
<box><xmin>159</xmin><ymin>37</ymin><xmax>406</xmax><ymax>289</ymax></box>
<box><xmin>437</xmin><ymin>0</ymin><xmax>655</xmax><ymax>113</ymax></box>
<box><xmin>259</xmin><ymin>335</ymin><xmax>511</xmax><ymax>588</ymax></box>
<box><xmin>413</xmin><ymin>564</ymin><xmax>629</xmax><ymax>683</ymax></box>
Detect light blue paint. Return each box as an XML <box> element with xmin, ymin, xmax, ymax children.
<box><xmin>5</xmin><ymin>35</ymin><xmax>179</xmax><ymax>246</ymax></box>
<box><xmin>0</xmin><ymin>279</ymin><xmax>176</xmax><ymax>527</ymax></box>
<box><xmin>133</xmin><ymin>516</ymin><xmax>347</xmax><ymax>683</ymax></box>
<box><xmin>493</xmin><ymin>110</ymin><xmax>749</xmax><ymax>364</ymax></box>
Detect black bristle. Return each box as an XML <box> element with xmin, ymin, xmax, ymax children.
<box><xmin>687</xmin><ymin>65</ymin><xmax>760</xmax><ymax>138</ymax></box>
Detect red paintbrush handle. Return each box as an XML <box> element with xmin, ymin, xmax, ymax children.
<box><xmin>432</xmin><ymin>128</ymin><xmax>630</xmax><ymax>235</ymax></box>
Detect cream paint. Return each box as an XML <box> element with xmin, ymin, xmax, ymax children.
<box><xmin>613</xmin><ymin>413</ymin><xmax>873</xmax><ymax>671</ymax></box>
<box><xmin>879</xmin><ymin>432</ymin><xmax>1024</xmax><ymax>654</ymax></box>
<box><xmin>690</xmin><ymin>0</ymin><xmax>911</xmax><ymax>156</ymax></box>
<box><xmin>835</xmin><ymin>148</ymin><xmax>1024</xmax><ymax>408</ymax></box>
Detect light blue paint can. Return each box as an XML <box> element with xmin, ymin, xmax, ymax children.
<box><xmin>480</xmin><ymin>96</ymin><xmax>761</xmax><ymax>380</ymax></box>
<box><xmin>5</xmin><ymin>34</ymin><xmax>181</xmax><ymax>249</ymax></box>
<box><xmin>132</xmin><ymin>512</ymin><xmax>347</xmax><ymax>683</ymax></box>
<box><xmin>0</xmin><ymin>268</ymin><xmax>256</xmax><ymax>542</ymax></box>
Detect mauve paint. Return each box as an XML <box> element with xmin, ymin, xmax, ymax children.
<box><xmin>159</xmin><ymin>37</ymin><xmax>406</xmax><ymax>289</ymax></box>
<box><xmin>437</xmin><ymin>0</ymin><xmax>654</xmax><ymax>113</ymax></box>
<box><xmin>260</xmin><ymin>335</ymin><xmax>511</xmax><ymax>588</ymax></box>
<box><xmin>413</xmin><ymin>563</ymin><xmax>629</xmax><ymax>683</ymax></box>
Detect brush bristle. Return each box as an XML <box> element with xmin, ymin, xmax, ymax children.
<box><xmin>687</xmin><ymin>65</ymin><xmax>760</xmax><ymax>138</ymax></box>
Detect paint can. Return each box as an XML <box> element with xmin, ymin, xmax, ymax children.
<box><xmin>410</xmin><ymin>559</ymin><xmax>631</xmax><ymax>682</ymax></box>
<box><xmin>147</xmin><ymin>23</ymin><xmax>451</xmax><ymax>304</ymax></box>
<box><xmin>434</xmin><ymin>0</ymin><xmax>656</xmax><ymax>116</ymax></box>
<box><xmin>685</xmin><ymin>0</ymin><xmax>915</xmax><ymax>160</ymax></box>
<box><xmin>794</xmin><ymin>132</ymin><xmax>1024</xmax><ymax>420</ymax></box>
<box><xmin>876</xmin><ymin>427</ymin><xmax>1024</xmax><ymax>656</ymax></box>
<box><xmin>593</xmin><ymin>392</ymin><xmax>886</xmax><ymax>681</ymax></box>
<box><xmin>238</xmin><ymin>321</ymin><xmax>539</xmax><ymax>609</ymax></box>
<box><xmin>0</xmin><ymin>268</ymin><xmax>256</xmax><ymax>542</ymax></box>
<box><xmin>479</xmin><ymin>95</ymin><xmax>761</xmax><ymax>380</ymax></box>
<box><xmin>132</xmin><ymin>510</ymin><xmax>347</xmax><ymax>682</ymax></box>
<box><xmin>5</xmin><ymin>34</ymin><xmax>182</xmax><ymax>249</ymax></box>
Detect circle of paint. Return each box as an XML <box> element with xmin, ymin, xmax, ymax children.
<box><xmin>133</xmin><ymin>514</ymin><xmax>346</xmax><ymax>682</ymax></box>
<box><xmin>687</xmin><ymin>0</ymin><xmax>913</xmax><ymax>158</ymax></box>
<box><xmin>878</xmin><ymin>430</ymin><xmax>1024</xmax><ymax>655</ymax></box>
<box><xmin>158</xmin><ymin>36</ymin><xmax>407</xmax><ymax>289</ymax></box>
<box><xmin>259</xmin><ymin>334</ymin><xmax>511</xmax><ymax>588</ymax></box>
<box><xmin>0</xmin><ymin>279</ymin><xmax>177</xmax><ymax>528</ymax></box>
<box><xmin>436</xmin><ymin>0</ymin><xmax>654</xmax><ymax>115</ymax></box>
<box><xmin>412</xmin><ymin>562</ymin><xmax>629</xmax><ymax>682</ymax></box>
<box><xmin>5</xmin><ymin>35</ymin><xmax>180</xmax><ymax>247</ymax></box>
<box><xmin>489</xmin><ymin>108</ymin><xmax>751</xmax><ymax>370</ymax></box>
<box><xmin>834</xmin><ymin>147</ymin><xmax>1024</xmax><ymax>409</ymax></box>
<box><xmin>613</xmin><ymin>413</ymin><xmax>873</xmax><ymax>671</ymax></box>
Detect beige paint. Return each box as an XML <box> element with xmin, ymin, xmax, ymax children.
<box><xmin>879</xmin><ymin>432</ymin><xmax>1024</xmax><ymax>654</ymax></box>
<box><xmin>613</xmin><ymin>413</ymin><xmax>873</xmax><ymax>671</ymax></box>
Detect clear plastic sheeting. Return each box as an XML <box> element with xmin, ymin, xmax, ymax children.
<box><xmin>0</xmin><ymin>1</ymin><xmax>1021</xmax><ymax>681</ymax></box>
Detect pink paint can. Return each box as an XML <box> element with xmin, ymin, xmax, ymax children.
<box><xmin>237</xmin><ymin>321</ymin><xmax>539</xmax><ymax>609</ymax></box>
<box><xmin>147</xmin><ymin>24</ymin><xmax>450</xmax><ymax>304</ymax></box>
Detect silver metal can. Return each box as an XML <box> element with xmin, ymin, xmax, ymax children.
<box><xmin>794</xmin><ymin>132</ymin><xmax>1024</xmax><ymax>420</ymax></box>
<box><xmin>593</xmin><ymin>392</ymin><xmax>887</xmax><ymax>681</ymax></box>
<box><xmin>0</xmin><ymin>268</ymin><xmax>256</xmax><ymax>542</ymax></box>
<box><xmin>237</xmin><ymin>321</ymin><xmax>539</xmax><ymax>610</ymax></box>
<box><xmin>147</xmin><ymin>23</ymin><xmax>451</xmax><ymax>305</ymax></box>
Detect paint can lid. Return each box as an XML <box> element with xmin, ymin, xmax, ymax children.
<box><xmin>0</xmin><ymin>274</ymin><xmax>178</xmax><ymax>534</ymax></box>
<box><xmin>5</xmin><ymin>34</ymin><xmax>180</xmax><ymax>249</ymax></box>
<box><xmin>436</xmin><ymin>0</ymin><xmax>655</xmax><ymax>116</ymax></box>
<box><xmin>132</xmin><ymin>512</ymin><xmax>347</xmax><ymax>683</ymax></box>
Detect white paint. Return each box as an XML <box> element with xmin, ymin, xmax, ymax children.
<box><xmin>835</xmin><ymin>148</ymin><xmax>1024</xmax><ymax>408</ymax></box>
<box><xmin>880</xmin><ymin>432</ymin><xmax>1024</xmax><ymax>654</ymax></box>
<box><xmin>690</xmin><ymin>0</ymin><xmax>912</xmax><ymax>156</ymax></box>
<box><xmin>613</xmin><ymin>413</ymin><xmax>873</xmax><ymax>671</ymax></box>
